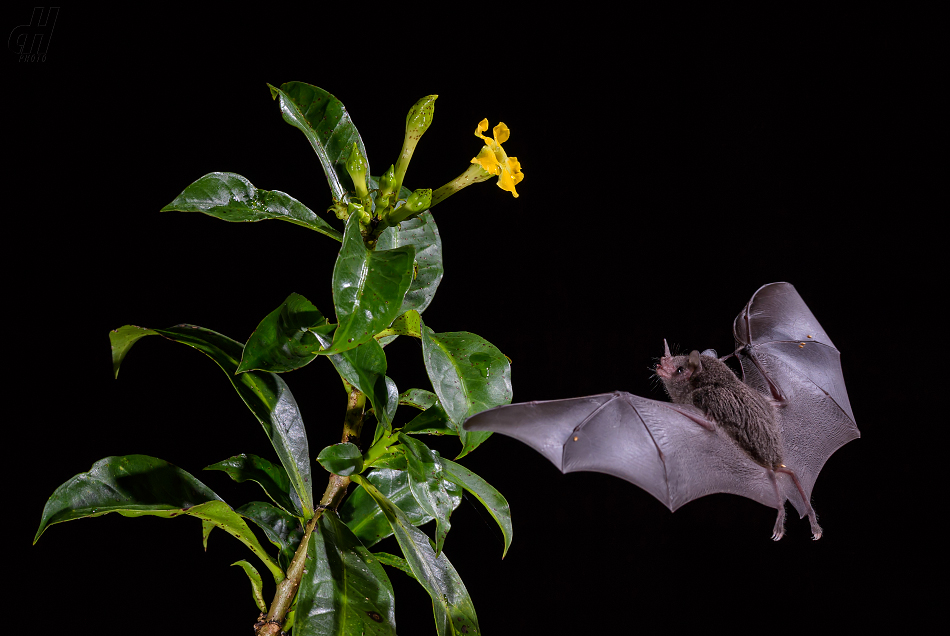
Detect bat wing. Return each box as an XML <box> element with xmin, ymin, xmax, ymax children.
<box><xmin>733</xmin><ymin>282</ymin><xmax>860</xmax><ymax>517</ymax></box>
<box><xmin>464</xmin><ymin>392</ymin><xmax>782</xmax><ymax>512</ymax></box>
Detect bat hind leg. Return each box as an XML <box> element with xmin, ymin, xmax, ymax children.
<box><xmin>767</xmin><ymin>470</ymin><xmax>786</xmax><ymax>541</ymax></box>
<box><xmin>775</xmin><ymin>466</ymin><xmax>823</xmax><ymax>540</ymax></box>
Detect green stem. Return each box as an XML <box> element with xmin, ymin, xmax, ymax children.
<box><xmin>431</xmin><ymin>162</ymin><xmax>493</xmax><ymax>208</ymax></box>
<box><xmin>256</xmin><ymin>388</ymin><xmax>366</xmax><ymax>635</ymax></box>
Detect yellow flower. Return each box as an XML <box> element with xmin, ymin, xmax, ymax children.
<box><xmin>471</xmin><ymin>119</ymin><xmax>523</xmax><ymax>197</ymax></box>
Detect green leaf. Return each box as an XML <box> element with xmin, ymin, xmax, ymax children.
<box><xmin>420</xmin><ymin>326</ymin><xmax>513</xmax><ymax>458</ymax></box>
<box><xmin>295</xmin><ymin>513</ymin><xmax>396</xmax><ymax>636</ymax></box>
<box><xmin>204</xmin><ymin>454</ymin><xmax>296</xmax><ymax>515</ymax></box>
<box><xmin>403</xmin><ymin>400</ymin><xmax>454</xmax><ymax>436</ymax></box>
<box><xmin>269</xmin><ymin>82</ymin><xmax>368</xmax><ymax>204</ymax></box>
<box><xmin>376</xmin><ymin>309</ymin><xmax>422</xmax><ymax>341</ymax></box>
<box><xmin>238</xmin><ymin>293</ymin><xmax>333</xmax><ymax>374</ymax></box>
<box><xmin>35</xmin><ymin>455</ymin><xmax>283</xmax><ymax>582</ymax></box>
<box><xmin>236</xmin><ymin>501</ymin><xmax>305</xmax><ymax>572</ymax></box>
<box><xmin>399</xmin><ymin>388</ymin><xmax>438</xmax><ymax>411</ymax></box>
<box><xmin>441</xmin><ymin>459</ymin><xmax>513</xmax><ymax>559</ymax></box>
<box><xmin>372</xmin><ymin>552</ymin><xmax>416</xmax><ymax>580</ymax></box>
<box><xmin>231</xmin><ymin>560</ymin><xmax>267</xmax><ymax>613</ymax></box>
<box><xmin>316</xmin><ymin>442</ymin><xmax>364</xmax><ymax>476</ymax></box>
<box><xmin>110</xmin><ymin>324</ymin><xmax>314</xmax><ymax>518</ymax></box>
<box><xmin>161</xmin><ymin>172</ymin><xmax>342</xmax><ymax>241</ymax></box>
<box><xmin>313</xmin><ymin>333</ymin><xmax>398</xmax><ymax>432</ymax></box>
<box><xmin>339</xmin><ymin>468</ymin><xmax>460</xmax><ymax>548</ymax></box>
<box><xmin>366</xmin><ymin>447</ymin><xmax>408</xmax><ymax>471</ymax></box>
<box><xmin>399</xmin><ymin>434</ymin><xmax>455</xmax><ymax>555</ymax></box>
<box><xmin>376</xmin><ymin>212</ymin><xmax>443</xmax><ymax>316</ymax></box>
<box><xmin>323</xmin><ymin>212</ymin><xmax>415</xmax><ymax>355</ymax></box>
<box><xmin>351</xmin><ymin>475</ymin><xmax>480</xmax><ymax>636</ymax></box>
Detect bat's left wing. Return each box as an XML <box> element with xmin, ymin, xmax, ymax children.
<box><xmin>733</xmin><ymin>282</ymin><xmax>860</xmax><ymax>517</ymax></box>
<box><xmin>464</xmin><ymin>392</ymin><xmax>781</xmax><ymax>512</ymax></box>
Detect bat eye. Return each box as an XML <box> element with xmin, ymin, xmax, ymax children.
<box><xmin>676</xmin><ymin>366</ymin><xmax>684</xmax><ymax>374</ymax></box>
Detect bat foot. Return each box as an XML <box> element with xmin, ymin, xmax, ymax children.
<box><xmin>771</xmin><ymin>503</ymin><xmax>785</xmax><ymax>540</ymax></box>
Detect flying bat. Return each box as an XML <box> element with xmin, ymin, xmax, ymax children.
<box><xmin>463</xmin><ymin>282</ymin><xmax>859</xmax><ymax>539</ymax></box>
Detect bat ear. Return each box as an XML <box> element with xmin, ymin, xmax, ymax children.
<box><xmin>701</xmin><ymin>348</ymin><xmax>717</xmax><ymax>358</ymax></box>
<box><xmin>688</xmin><ymin>350</ymin><xmax>703</xmax><ymax>374</ymax></box>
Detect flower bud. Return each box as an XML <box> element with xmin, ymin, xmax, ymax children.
<box><xmin>393</xmin><ymin>95</ymin><xmax>438</xmax><ymax>197</ymax></box>
<box><xmin>405</xmin><ymin>95</ymin><xmax>438</xmax><ymax>139</ymax></box>
<box><xmin>347</xmin><ymin>199</ymin><xmax>371</xmax><ymax>226</ymax></box>
<box><xmin>345</xmin><ymin>142</ymin><xmax>370</xmax><ymax>202</ymax></box>
<box><xmin>377</xmin><ymin>164</ymin><xmax>397</xmax><ymax>206</ymax></box>
<box><xmin>388</xmin><ymin>188</ymin><xmax>432</xmax><ymax>224</ymax></box>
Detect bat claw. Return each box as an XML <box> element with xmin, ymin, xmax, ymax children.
<box><xmin>771</xmin><ymin>529</ymin><xmax>784</xmax><ymax>541</ymax></box>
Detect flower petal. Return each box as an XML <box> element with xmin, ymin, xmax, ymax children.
<box><xmin>492</xmin><ymin>123</ymin><xmax>510</xmax><ymax>145</ymax></box>
<box><xmin>475</xmin><ymin>118</ymin><xmax>491</xmax><ymax>143</ymax></box>
<box><xmin>497</xmin><ymin>167</ymin><xmax>519</xmax><ymax>197</ymax></box>
<box><xmin>472</xmin><ymin>145</ymin><xmax>501</xmax><ymax>174</ymax></box>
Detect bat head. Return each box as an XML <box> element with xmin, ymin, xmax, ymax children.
<box><xmin>656</xmin><ymin>342</ymin><xmax>705</xmax><ymax>405</ymax></box>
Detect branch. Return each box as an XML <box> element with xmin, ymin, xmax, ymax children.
<box><xmin>256</xmin><ymin>387</ymin><xmax>366</xmax><ymax>635</ymax></box>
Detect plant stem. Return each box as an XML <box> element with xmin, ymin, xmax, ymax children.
<box><xmin>256</xmin><ymin>388</ymin><xmax>366</xmax><ymax>635</ymax></box>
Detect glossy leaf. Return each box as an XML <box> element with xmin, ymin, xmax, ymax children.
<box><xmin>295</xmin><ymin>512</ymin><xmax>396</xmax><ymax>636</ymax></box>
<box><xmin>399</xmin><ymin>434</ymin><xmax>455</xmax><ymax>555</ymax></box>
<box><xmin>441</xmin><ymin>459</ymin><xmax>513</xmax><ymax>558</ymax></box>
<box><xmin>231</xmin><ymin>560</ymin><xmax>267</xmax><ymax>612</ymax></box>
<box><xmin>350</xmin><ymin>475</ymin><xmax>480</xmax><ymax>636</ymax></box>
<box><xmin>324</xmin><ymin>212</ymin><xmax>415</xmax><ymax>355</ymax></box>
<box><xmin>317</xmin><ymin>442</ymin><xmax>364</xmax><ymax>476</ymax></box>
<box><xmin>35</xmin><ymin>455</ymin><xmax>283</xmax><ymax>582</ymax></box>
<box><xmin>376</xmin><ymin>212</ymin><xmax>443</xmax><ymax>316</ymax></box>
<box><xmin>372</xmin><ymin>552</ymin><xmax>416</xmax><ymax>580</ymax></box>
<box><xmin>110</xmin><ymin>324</ymin><xmax>314</xmax><ymax>518</ymax></box>
<box><xmin>340</xmin><ymin>468</ymin><xmax>460</xmax><ymax>548</ymax></box>
<box><xmin>161</xmin><ymin>172</ymin><xmax>342</xmax><ymax>241</ymax></box>
<box><xmin>313</xmin><ymin>332</ymin><xmax>397</xmax><ymax>431</ymax></box>
<box><xmin>420</xmin><ymin>327</ymin><xmax>513</xmax><ymax>457</ymax></box>
<box><xmin>236</xmin><ymin>501</ymin><xmax>304</xmax><ymax>572</ymax></box>
<box><xmin>376</xmin><ymin>310</ymin><xmax>422</xmax><ymax>341</ymax></box>
<box><xmin>399</xmin><ymin>388</ymin><xmax>438</xmax><ymax>411</ymax></box>
<box><xmin>238</xmin><ymin>293</ymin><xmax>333</xmax><ymax>374</ymax></box>
<box><xmin>270</xmin><ymin>82</ymin><xmax>368</xmax><ymax>204</ymax></box>
<box><xmin>205</xmin><ymin>454</ymin><xmax>296</xmax><ymax>514</ymax></box>
<box><xmin>403</xmin><ymin>400</ymin><xmax>454</xmax><ymax>436</ymax></box>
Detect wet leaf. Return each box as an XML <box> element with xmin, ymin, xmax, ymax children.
<box><xmin>295</xmin><ymin>513</ymin><xmax>396</xmax><ymax>636</ymax></box>
<box><xmin>441</xmin><ymin>459</ymin><xmax>513</xmax><ymax>558</ymax></box>
<box><xmin>399</xmin><ymin>434</ymin><xmax>454</xmax><ymax>555</ymax></box>
<box><xmin>238</xmin><ymin>293</ymin><xmax>333</xmax><ymax>374</ymax></box>
<box><xmin>316</xmin><ymin>443</ymin><xmax>364</xmax><ymax>477</ymax></box>
<box><xmin>231</xmin><ymin>560</ymin><xmax>267</xmax><ymax>612</ymax></box>
<box><xmin>35</xmin><ymin>455</ymin><xmax>283</xmax><ymax>582</ymax></box>
<box><xmin>110</xmin><ymin>324</ymin><xmax>313</xmax><ymax>518</ymax></box>
<box><xmin>351</xmin><ymin>475</ymin><xmax>479</xmax><ymax>636</ymax></box>
<box><xmin>399</xmin><ymin>388</ymin><xmax>438</xmax><ymax>411</ymax></box>
<box><xmin>236</xmin><ymin>501</ymin><xmax>304</xmax><ymax>572</ymax></box>
<box><xmin>270</xmin><ymin>82</ymin><xmax>369</xmax><ymax>204</ymax></box>
<box><xmin>339</xmin><ymin>468</ymin><xmax>460</xmax><ymax>548</ymax></box>
<box><xmin>161</xmin><ymin>172</ymin><xmax>342</xmax><ymax>241</ymax></box>
<box><xmin>322</xmin><ymin>213</ymin><xmax>415</xmax><ymax>355</ymax></box>
<box><xmin>376</xmin><ymin>212</ymin><xmax>443</xmax><ymax>316</ymax></box>
<box><xmin>204</xmin><ymin>454</ymin><xmax>296</xmax><ymax>515</ymax></box>
<box><xmin>313</xmin><ymin>332</ymin><xmax>397</xmax><ymax>432</ymax></box>
<box><xmin>420</xmin><ymin>326</ymin><xmax>512</xmax><ymax>457</ymax></box>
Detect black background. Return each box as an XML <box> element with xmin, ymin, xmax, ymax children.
<box><xmin>9</xmin><ymin>6</ymin><xmax>934</xmax><ymax>635</ymax></box>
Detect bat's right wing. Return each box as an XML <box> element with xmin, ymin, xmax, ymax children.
<box><xmin>463</xmin><ymin>392</ymin><xmax>782</xmax><ymax>512</ymax></box>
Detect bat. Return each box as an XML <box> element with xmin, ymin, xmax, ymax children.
<box><xmin>463</xmin><ymin>282</ymin><xmax>858</xmax><ymax>540</ymax></box>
